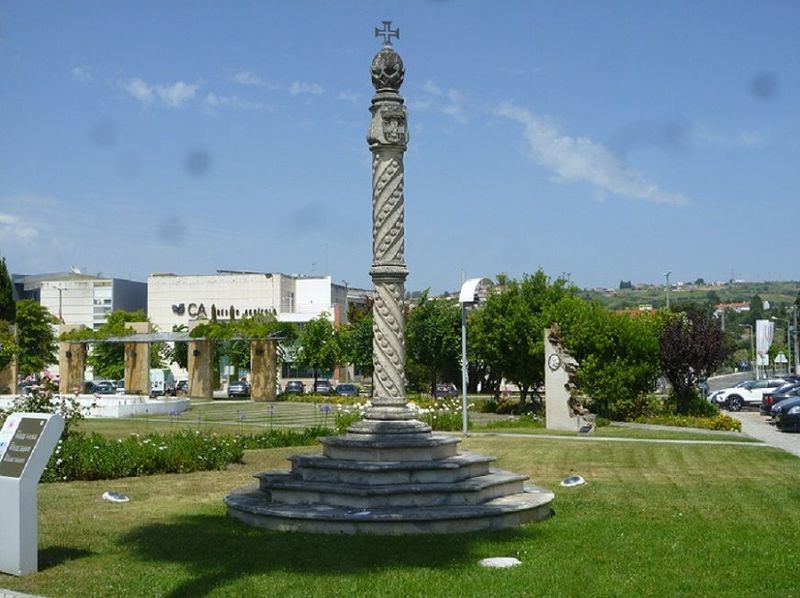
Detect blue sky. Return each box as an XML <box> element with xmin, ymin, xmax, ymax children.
<box><xmin>1</xmin><ymin>1</ymin><xmax>798</xmax><ymax>293</ymax></box>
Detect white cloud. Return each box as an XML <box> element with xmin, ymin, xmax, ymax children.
<box><xmin>231</xmin><ymin>70</ymin><xmax>265</xmax><ymax>86</ymax></box>
<box><xmin>497</xmin><ymin>102</ymin><xmax>690</xmax><ymax>206</ymax></box>
<box><xmin>413</xmin><ymin>80</ymin><xmax>467</xmax><ymax>123</ymax></box>
<box><xmin>337</xmin><ymin>90</ymin><xmax>361</xmax><ymax>106</ymax></box>
<box><xmin>695</xmin><ymin>126</ymin><xmax>767</xmax><ymax>148</ymax></box>
<box><xmin>205</xmin><ymin>93</ymin><xmax>267</xmax><ymax>110</ymax></box>
<box><xmin>0</xmin><ymin>212</ymin><xmax>40</xmax><ymax>243</ymax></box>
<box><xmin>72</xmin><ymin>66</ymin><xmax>93</xmax><ymax>82</ymax></box>
<box><xmin>738</xmin><ymin>130</ymin><xmax>767</xmax><ymax>147</ymax></box>
<box><xmin>288</xmin><ymin>81</ymin><xmax>324</xmax><ymax>95</ymax></box>
<box><xmin>119</xmin><ymin>78</ymin><xmax>198</xmax><ymax>108</ymax></box>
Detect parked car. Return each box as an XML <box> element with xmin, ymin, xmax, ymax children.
<box><xmin>227</xmin><ymin>379</ymin><xmax>251</xmax><ymax>398</ymax></box>
<box><xmin>284</xmin><ymin>380</ymin><xmax>305</xmax><ymax>395</ymax></box>
<box><xmin>335</xmin><ymin>383</ymin><xmax>359</xmax><ymax>397</ymax></box>
<box><xmin>712</xmin><ymin>378</ymin><xmax>786</xmax><ymax>411</ymax></box>
<box><xmin>176</xmin><ymin>380</ymin><xmax>189</xmax><ymax>395</ymax></box>
<box><xmin>115</xmin><ymin>379</ymin><xmax>126</xmax><ymax>395</ymax></box>
<box><xmin>760</xmin><ymin>382</ymin><xmax>800</xmax><ymax>415</ymax></box>
<box><xmin>313</xmin><ymin>380</ymin><xmax>332</xmax><ymax>395</ymax></box>
<box><xmin>707</xmin><ymin>380</ymin><xmax>749</xmax><ymax>404</ymax></box>
<box><xmin>771</xmin><ymin>396</ymin><xmax>800</xmax><ymax>432</ymax></box>
<box><xmin>91</xmin><ymin>380</ymin><xmax>117</xmax><ymax>395</ymax></box>
<box><xmin>150</xmin><ymin>368</ymin><xmax>176</xmax><ymax>397</ymax></box>
<box><xmin>435</xmin><ymin>383</ymin><xmax>458</xmax><ymax>399</ymax></box>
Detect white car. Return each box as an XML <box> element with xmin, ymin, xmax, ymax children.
<box><xmin>712</xmin><ymin>378</ymin><xmax>786</xmax><ymax>411</ymax></box>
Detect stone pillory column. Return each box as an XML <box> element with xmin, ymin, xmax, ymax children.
<box><xmin>352</xmin><ymin>25</ymin><xmax>428</xmax><ymax>435</ymax></box>
<box><xmin>222</xmin><ymin>24</ymin><xmax>554</xmax><ymax>534</ymax></box>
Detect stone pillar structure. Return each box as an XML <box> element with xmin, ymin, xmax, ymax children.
<box><xmin>58</xmin><ymin>342</ymin><xmax>87</xmax><ymax>396</ymax></box>
<box><xmin>0</xmin><ymin>325</ymin><xmax>18</xmax><ymax>394</ymax></box>
<box><xmin>188</xmin><ymin>340</ymin><xmax>213</xmax><ymax>399</ymax></box>
<box><xmin>250</xmin><ymin>340</ymin><xmax>277</xmax><ymax>402</ymax></box>
<box><xmin>57</xmin><ymin>325</ymin><xmax>86</xmax><ymax>395</ymax></box>
<box><xmin>350</xmin><ymin>39</ymin><xmax>426</xmax><ymax>435</ymax></box>
<box><xmin>124</xmin><ymin>322</ymin><xmax>151</xmax><ymax>395</ymax></box>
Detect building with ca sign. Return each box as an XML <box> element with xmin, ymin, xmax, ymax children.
<box><xmin>147</xmin><ymin>271</ymin><xmax>368</xmax><ymax>383</ymax></box>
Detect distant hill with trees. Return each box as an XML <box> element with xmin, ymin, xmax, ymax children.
<box><xmin>584</xmin><ymin>280</ymin><xmax>799</xmax><ymax>312</ymax></box>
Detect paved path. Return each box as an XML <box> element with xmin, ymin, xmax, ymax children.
<box><xmin>726</xmin><ymin>410</ymin><xmax>800</xmax><ymax>459</ymax></box>
<box><xmin>468</xmin><ymin>431</ymin><xmax>771</xmax><ymax>449</ymax></box>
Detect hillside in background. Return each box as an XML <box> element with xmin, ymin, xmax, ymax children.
<box><xmin>584</xmin><ymin>280</ymin><xmax>800</xmax><ymax>311</ymax></box>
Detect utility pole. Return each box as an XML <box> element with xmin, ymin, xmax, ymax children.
<box><xmin>663</xmin><ymin>270</ymin><xmax>672</xmax><ymax>309</ymax></box>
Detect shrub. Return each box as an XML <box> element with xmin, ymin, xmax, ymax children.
<box><xmin>0</xmin><ymin>376</ymin><xmax>87</xmax><ymax>437</ymax></box>
<box><xmin>41</xmin><ymin>427</ymin><xmax>336</xmax><ymax>483</ymax></box>
<box><xmin>333</xmin><ymin>398</ymin><xmax>468</xmax><ymax>432</ymax></box>
<box><xmin>631</xmin><ymin>414</ymin><xmax>741</xmax><ymax>432</ymax></box>
<box><xmin>480</xmin><ymin>398</ymin><xmax>537</xmax><ymax>415</ymax></box>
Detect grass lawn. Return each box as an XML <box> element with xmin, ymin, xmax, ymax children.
<box><xmin>3</xmin><ymin>435</ymin><xmax>798</xmax><ymax>597</ymax></box>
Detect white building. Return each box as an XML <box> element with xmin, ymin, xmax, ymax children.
<box><xmin>147</xmin><ymin>271</ymin><xmax>354</xmax><ymax>332</ymax></box>
<box><xmin>147</xmin><ymin>271</ymin><xmax>369</xmax><ymax>384</ymax></box>
<box><xmin>13</xmin><ymin>271</ymin><xmax>147</xmax><ymax>330</ymax></box>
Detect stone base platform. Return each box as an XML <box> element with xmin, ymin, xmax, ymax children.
<box><xmin>225</xmin><ymin>484</ymin><xmax>553</xmax><ymax>535</ymax></box>
<box><xmin>225</xmin><ymin>426</ymin><xmax>554</xmax><ymax>535</ymax></box>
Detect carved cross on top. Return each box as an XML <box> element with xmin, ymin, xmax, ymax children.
<box><xmin>375</xmin><ymin>21</ymin><xmax>399</xmax><ymax>46</ymax></box>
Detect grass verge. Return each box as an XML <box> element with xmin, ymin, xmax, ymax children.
<box><xmin>2</xmin><ymin>436</ymin><xmax>798</xmax><ymax>597</ymax></box>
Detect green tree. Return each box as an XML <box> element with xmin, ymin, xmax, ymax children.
<box><xmin>167</xmin><ymin>324</ymin><xmax>188</xmax><ymax>369</ymax></box>
<box><xmin>335</xmin><ymin>315</ymin><xmax>373</xmax><ymax>380</ymax></box>
<box><xmin>406</xmin><ymin>290</ymin><xmax>461</xmax><ymax>395</ymax></box>
<box><xmin>0</xmin><ymin>320</ymin><xmax>18</xmax><ymax>372</ymax></box>
<box><xmin>0</xmin><ymin>256</ymin><xmax>14</xmax><ymax>323</ymax></box>
<box><xmin>660</xmin><ymin>304</ymin><xmax>731</xmax><ymax>414</ymax></box>
<box><xmin>87</xmin><ymin>310</ymin><xmax>161</xmax><ymax>380</ymax></box>
<box><xmin>748</xmin><ymin>294</ymin><xmax>764</xmax><ymax>324</ymax></box>
<box><xmin>549</xmin><ymin>296</ymin><xmax>663</xmax><ymax>419</ymax></box>
<box><xmin>470</xmin><ymin>270</ymin><xmax>574</xmax><ymax>403</ymax></box>
<box><xmin>296</xmin><ymin>315</ymin><xmax>339</xmax><ymax>385</ymax></box>
<box><xmin>15</xmin><ymin>299</ymin><xmax>57</xmax><ymax>376</ymax></box>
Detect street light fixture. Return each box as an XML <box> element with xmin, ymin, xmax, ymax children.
<box><xmin>663</xmin><ymin>270</ymin><xmax>672</xmax><ymax>309</ymax></box>
<box><xmin>458</xmin><ymin>277</ymin><xmax>493</xmax><ymax>436</ymax></box>
<box><xmin>54</xmin><ymin>285</ymin><xmax>66</xmax><ymax>324</ymax></box>
<box><xmin>770</xmin><ymin>316</ymin><xmax>791</xmax><ymax>375</ymax></box>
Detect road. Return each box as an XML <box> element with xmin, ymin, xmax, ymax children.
<box><xmin>709</xmin><ymin>372</ymin><xmax>800</xmax><ymax>459</ymax></box>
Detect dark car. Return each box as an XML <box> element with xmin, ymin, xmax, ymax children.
<box><xmin>435</xmin><ymin>383</ymin><xmax>458</xmax><ymax>399</ymax></box>
<box><xmin>284</xmin><ymin>380</ymin><xmax>305</xmax><ymax>395</ymax></box>
<box><xmin>88</xmin><ymin>380</ymin><xmax>116</xmax><ymax>395</ymax></box>
<box><xmin>227</xmin><ymin>379</ymin><xmax>251</xmax><ymax>398</ymax></box>
<box><xmin>771</xmin><ymin>396</ymin><xmax>800</xmax><ymax>432</ymax></box>
<box><xmin>761</xmin><ymin>382</ymin><xmax>800</xmax><ymax>415</ymax></box>
<box><xmin>335</xmin><ymin>383</ymin><xmax>359</xmax><ymax>397</ymax></box>
<box><xmin>176</xmin><ymin>380</ymin><xmax>189</xmax><ymax>395</ymax></box>
<box><xmin>313</xmin><ymin>380</ymin><xmax>332</xmax><ymax>396</ymax></box>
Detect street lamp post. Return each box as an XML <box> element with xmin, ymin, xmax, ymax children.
<box><xmin>771</xmin><ymin>316</ymin><xmax>791</xmax><ymax>375</ymax></box>
<box><xmin>663</xmin><ymin>270</ymin><xmax>672</xmax><ymax>309</ymax></box>
<box><xmin>55</xmin><ymin>286</ymin><xmax>66</xmax><ymax>324</ymax></box>
<box><xmin>793</xmin><ymin>305</ymin><xmax>799</xmax><ymax>376</ymax></box>
<box><xmin>458</xmin><ymin>278</ymin><xmax>493</xmax><ymax>436</ymax></box>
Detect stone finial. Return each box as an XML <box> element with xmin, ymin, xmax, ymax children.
<box><xmin>371</xmin><ymin>46</ymin><xmax>404</xmax><ymax>92</ymax></box>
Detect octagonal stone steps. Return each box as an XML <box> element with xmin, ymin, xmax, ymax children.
<box><xmin>287</xmin><ymin>452</ymin><xmax>494</xmax><ymax>485</ymax></box>
<box><xmin>225</xmin><ymin>427</ymin><xmax>555</xmax><ymax>534</ymax></box>
<box><xmin>255</xmin><ymin>468</ymin><xmax>527</xmax><ymax>509</ymax></box>
<box><xmin>225</xmin><ymin>484</ymin><xmax>554</xmax><ymax>535</ymax></box>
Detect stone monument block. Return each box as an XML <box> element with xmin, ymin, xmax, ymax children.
<box><xmin>544</xmin><ymin>327</ymin><xmax>582</xmax><ymax>431</ymax></box>
<box><xmin>250</xmin><ymin>340</ymin><xmax>276</xmax><ymax>402</ymax></box>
